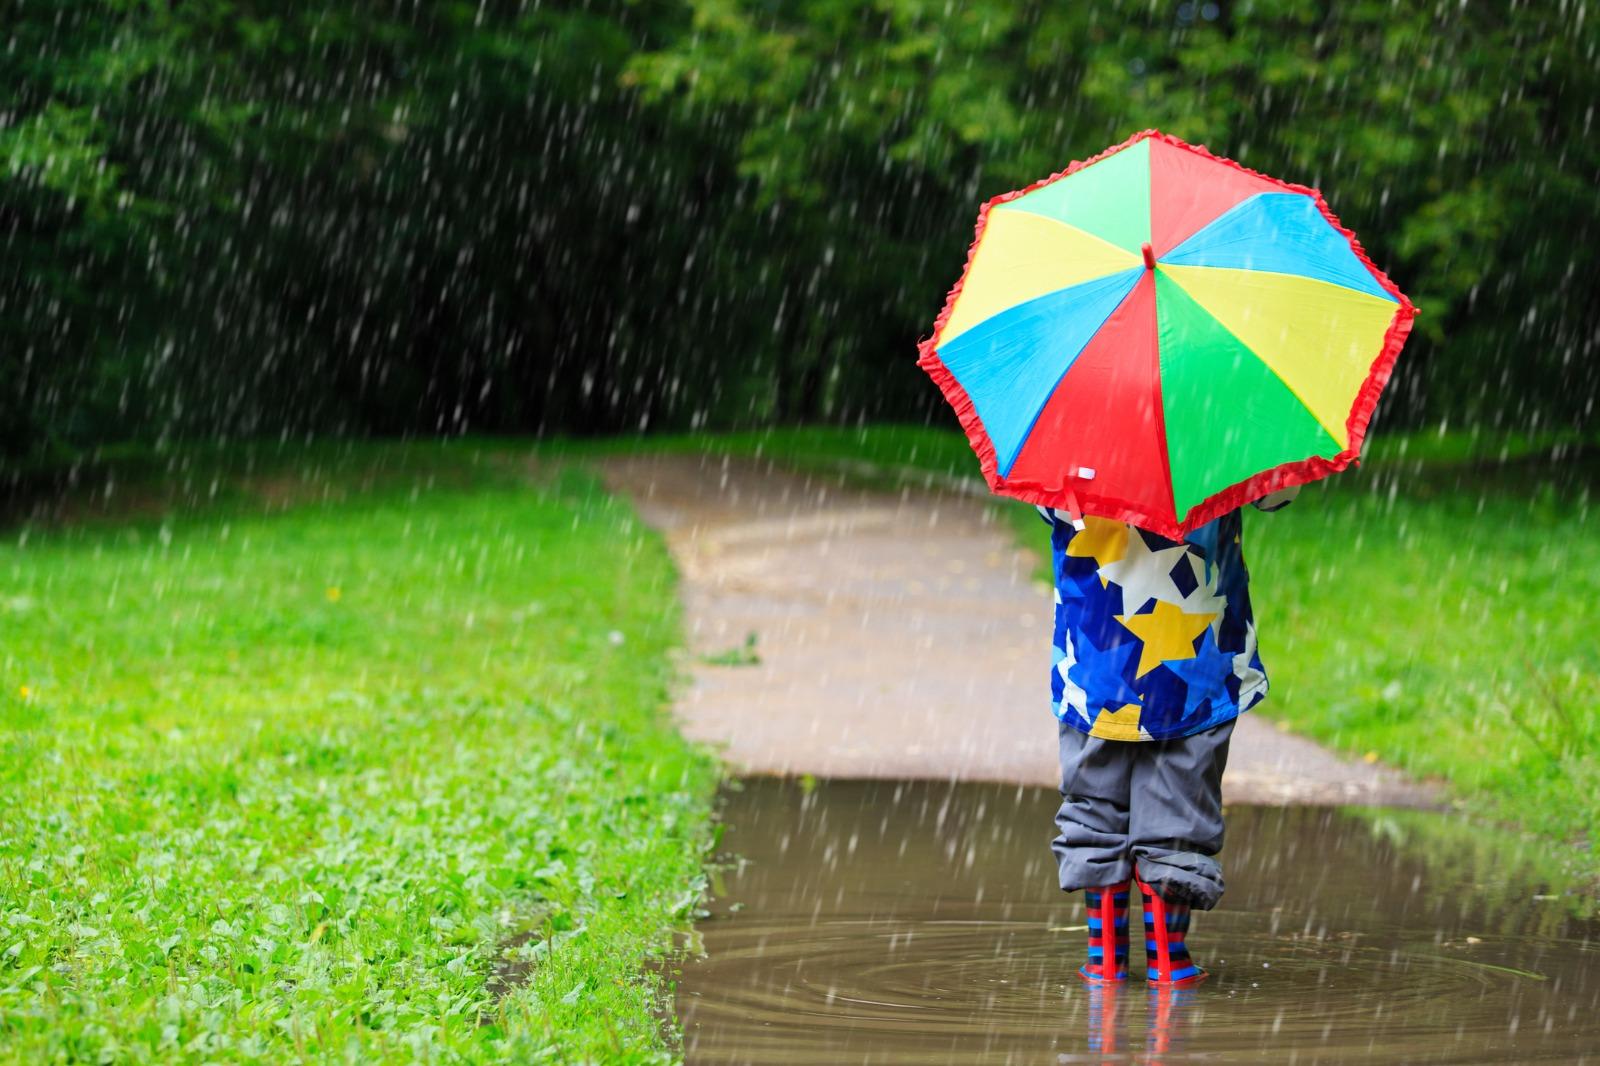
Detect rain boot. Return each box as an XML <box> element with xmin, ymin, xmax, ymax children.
<box><xmin>1078</xmin><ymin>881</ymin><xmax>1130</xmax><ymax>983</ymax></box>
<box><xmin>1137</xmin><ymin>873</ymin><xmax>1207</xmax><ymax>987</ymax></box>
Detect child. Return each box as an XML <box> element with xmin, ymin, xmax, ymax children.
<box><xmin>1037</xmin><ymin>484</ymin><xmax>1300</xmax><ymax>987</ymax></box>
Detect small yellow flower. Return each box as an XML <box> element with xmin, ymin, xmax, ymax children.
<box><xmin>18</xmin><ymin>685</ymin><xmax>30</xmax><ymax>700</ymax></box>
<box><xmin>1362</xmin><ymin>751</ymin><xmax>1380</xmax><ymax>765</ymax></box>
<box><xmin>325</xmin><ymin>586</ymin><xmax>342</xmax><ymax>603</ymax></box>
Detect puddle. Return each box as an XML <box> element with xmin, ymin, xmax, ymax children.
<box><xmin>673</xmin><ymin>778</ymin><xmax>1598</xmax><ymax>1064</ymax></box>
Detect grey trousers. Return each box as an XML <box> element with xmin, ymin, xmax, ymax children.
<box><xmin>1051</xmin><ymin>716</ymin><xmax>1233</xmax><ymax>910</ymax></box>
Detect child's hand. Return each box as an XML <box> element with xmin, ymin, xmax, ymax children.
<box><xmin>1251</xmin><ymin>484</ymin><xmax>1301</xmax><ymax>512</ymax></box>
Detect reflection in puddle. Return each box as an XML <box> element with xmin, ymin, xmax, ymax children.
<box><xmin>674</xmin><ymin>778</ymin><xmax>1598</xmax><ymax>1064</ymax></box>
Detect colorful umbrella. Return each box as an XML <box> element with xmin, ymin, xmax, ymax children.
<box><xmin>917</xmin><ymin>129</ymin><xmax>1416</xmax><ymax>539</ymax></box>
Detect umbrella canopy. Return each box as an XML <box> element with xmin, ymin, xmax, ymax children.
<box><xmin>917</xmin><ymin>129</ymin><xmax>1416</xmax><ymax>539</ymax></box>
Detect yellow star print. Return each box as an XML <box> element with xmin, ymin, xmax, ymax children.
<box><xmin>1065</xmin><ymin>516</ymin><xmax>1130</xmax><ymax>586</ymax></box>
<box><xmin>1114</xmin><ymin>600</ymin><xmax>1218</xmax><ymax>677</ymax></box>
<box><xmin>1089</xmin><ymin>703</ymin><xmax>1145</xmax><ymax>740</ymax></box>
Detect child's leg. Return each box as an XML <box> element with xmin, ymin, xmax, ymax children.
<box><xmin>1053</xmin><ymin>718</ymin><xmax>1137</xmax><ymax>983</ymax></box>
<box><xmin>1127</xmin><ymin>718</ymin><xmax>1233</xmax><ymax>909</ymax></box>
<box><xmin>1136</xmin><ymin>872</ymin><xmax>1205</xmax><ymax>986</ymax></box>
<box><xmin>1051</xmin><ymin>718</ymin><xmax>1136</xmax><ymax>891</ymax></box>
<box><xmin>1128</xmin><ymin>719</ymin><xmax>1232</xmax><ymax>987</ymax></box>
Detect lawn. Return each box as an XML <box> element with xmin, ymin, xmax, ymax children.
<box><xmin>659</xmin><ymin>424</ymin><xmax>1600</xmax><ymax>870</ymax></box>
<box><xmin>0</xmin><ymin>443</ymin><xmax>719</xmax><ymax>1063</ymax></box>
<box><xmin>1248</xmin><ymin>449</ymin><xmax>1598</xmax><ymax>851</ymax></box>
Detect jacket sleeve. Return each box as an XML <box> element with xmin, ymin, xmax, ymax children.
<box><xmin>1250</xmin><ymin>484</ymin><xmax>1302</xmax><ymax>512</ymax></box>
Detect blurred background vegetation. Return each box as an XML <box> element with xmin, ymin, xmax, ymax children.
<box><xmin>3</xmin><ymin>0</ymin><xmax>1595</xmax><ymax>471</ymax></box>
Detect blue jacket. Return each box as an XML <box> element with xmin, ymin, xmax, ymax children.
<box><xmin>1039</xmin><ymin>486</ymin><xmax>1298</xmax><ymax>741</ymax></box>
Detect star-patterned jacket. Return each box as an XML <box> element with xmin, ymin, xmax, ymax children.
<box><xmin>1039</xmin><ymin>486</ymin><xmax>1299</xmax><ymax>741</ymax></box>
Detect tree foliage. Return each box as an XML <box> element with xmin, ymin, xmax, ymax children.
<box><xmin>2</xmin><ymin>1</ymin><xmax>1594</xmax><ymax>466</ymax></box>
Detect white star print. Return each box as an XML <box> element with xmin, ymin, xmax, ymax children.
<box><xmin>1171</xmin><ymin>553</ymin><xmax>1230</xmax><ymax>626</ymax></box>
<box><xmin>1096</xmin><ymin>530</ymin><xmax>1188</xmax><ymax>602</ymax></box>
<box><xmin>1055</xmin><ymin>638</ymin><xmax>1092</xmax><ymax>725</ymax></box>
<box><xmin>1098</xmin><ymin>533</ymin><xmax>1227</xmax><ymax>620</ymax></box>
<box><xmin>1232</xmin><ymin>620</ymin><xmax>1267</xmax><ymax>703</ymax></box>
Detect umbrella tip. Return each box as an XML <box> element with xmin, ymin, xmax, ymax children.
<box><xmin>1141</xmin><ymin>242</ymin><xmax>1156</xmax><ymax>270</ymax></box>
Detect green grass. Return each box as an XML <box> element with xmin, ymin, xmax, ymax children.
<box><xmin>1253</xmin><ymin>463</ymin><xmax>1599</xmax><ymax>850</ymax></box>
<box><xmin>667</xmin><ymin>424</ymin><xmax>1600</xmax><ymax>864</ymax></box>
<box><xmin>0</xmin><ymin>442</ymin><xmax>719</xmax><ymax>1063</ymax></box>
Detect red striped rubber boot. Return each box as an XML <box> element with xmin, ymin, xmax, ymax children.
<box><xmin>1137</xmin><ymin>873</ymin><xmax>1208</xmax><ymax>988</ymax></box>
<box><xmin>1078</xmin><ymin>881</ymin><xmax>1130</xmax><ymax>984</ymax></box>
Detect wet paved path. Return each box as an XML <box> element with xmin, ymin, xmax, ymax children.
<box><xmin>598</xmin><ymin>452</ymin><xmax>1437</xmax><ymax>806</ymax></box>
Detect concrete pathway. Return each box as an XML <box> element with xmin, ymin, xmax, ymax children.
<box><xmin>597</xmin><ymin>452</ymin><xmax>1439</xmax><ymax>807</ymax></box>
